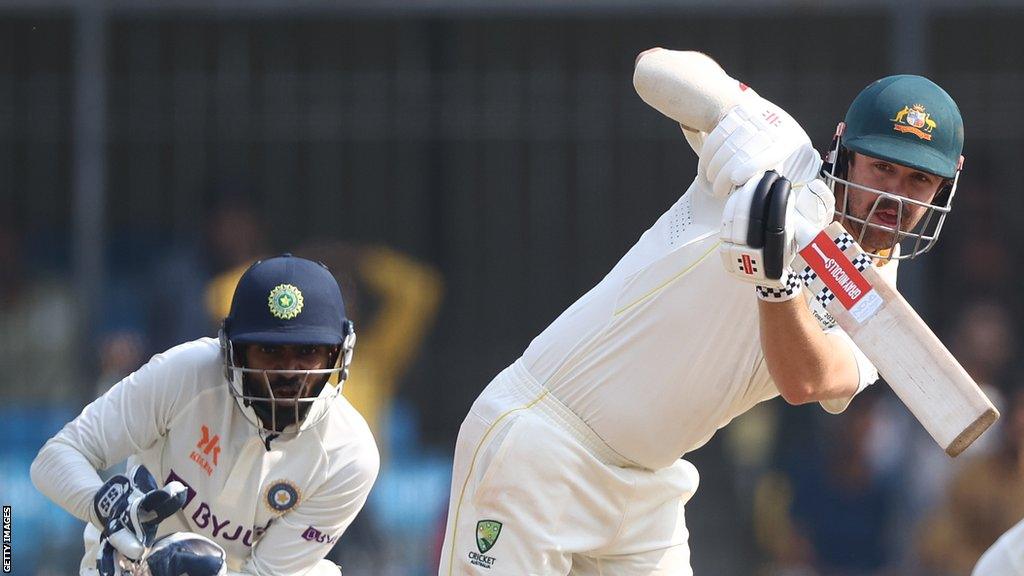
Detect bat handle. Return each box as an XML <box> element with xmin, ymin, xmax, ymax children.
<box><xmin>793</xmin><ymin>217</ymin><xmax>822</xmax><ymax>252</ymax></box>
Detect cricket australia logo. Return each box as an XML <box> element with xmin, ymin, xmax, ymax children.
<box><xmin>268</xmin><ymin>284</ymin><xmax>304</xmax><ymax>320</ymax></box>
<box><xmin>468</xmin><ymin>520</ymin><xmax>502</xmax><ymax>568</ymax></box>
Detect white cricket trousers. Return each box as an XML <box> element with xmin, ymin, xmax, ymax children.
<box><xmin>973</xmin><ymin>517</ymin><xmax>1024</xmax><ymax>575</ymax></box>
<box><xmin>439</xmin><ymin>360</ymin><xmax>699</xmax><ymax>576</ymax></box>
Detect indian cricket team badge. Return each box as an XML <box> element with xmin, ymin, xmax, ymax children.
<box><xmin>891</xmin><ymin>104</ymin><xmax>937</xmax><ymax>141</ymax></box>
<box><xmin>476</xmin><ymin>520</ymin><xmax>502</xmax><ymax>553</ymax></box>
<box><xmin>265</xmin><ymin>480</ymin><xmax>300</xmax><ymax>513</ymax></box>
<box><xmin>268</xmin><ymin>284</ymin><xmax>304</xmax><ymax>320</ymax></box>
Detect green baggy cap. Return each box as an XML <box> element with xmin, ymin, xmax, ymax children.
<box><xmin>842</xmin><ymin>74</ymin><xmax>964</xmax><ymax>179</ymax></box>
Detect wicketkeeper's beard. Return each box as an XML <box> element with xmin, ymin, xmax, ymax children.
<box><xmin>241</xmin><ymin>372</ymin><xmax>328</xmax><ymax>432</ymax></box>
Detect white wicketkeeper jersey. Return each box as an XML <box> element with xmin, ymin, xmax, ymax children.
<box><xmin>520</xmin><ymin>176</ymin><xmax>897</xmax><ymax>471</ymax></box>
<box><xmin>31</xmin><ymin>338</ymin><xmax>379</xmax><ymax>575</ymax></box>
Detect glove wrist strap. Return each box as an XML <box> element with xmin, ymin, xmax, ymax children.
<box><xmin>755</xmin><ymin>271</ymin><xmax>802</xmax><ymax>302</ymax></box>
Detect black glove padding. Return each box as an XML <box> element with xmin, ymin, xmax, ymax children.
<box><xmin>137</xmin><ymin>532</ymin><xmax>227</xmax><ymax>576</ymax></box>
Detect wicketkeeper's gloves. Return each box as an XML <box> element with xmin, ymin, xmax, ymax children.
<box><xmin>133</xmin><ymin>532</ymin><xmax>227</xmax><ymax>576</ymax></box>
<box><xmin>93</xmin><ymin>464</ymin><xmax>188</xmax><ymax>575</ymax></box>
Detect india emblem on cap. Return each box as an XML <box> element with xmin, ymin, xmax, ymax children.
<box><xmin>268</xmin><ymin>284</ymin><xmax>304</xmax><ymax>320</ymax></box>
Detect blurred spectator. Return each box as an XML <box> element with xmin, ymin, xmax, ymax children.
<box><xmin>916</xmin><ymin>387</ymin><xmax>1024</xmax><ymax>575</ymax></box>
<box><xmin>949</xmin><ymin>299</ymin><xmax>1017</xmax><ymax>394</ymax></box>
<box><xmin>0</xmin><ymin>223</ymin><xmax>78</xmax><ymax>402</ymax></box>
<box><xmin>94</xmin><ymin>329</ymin><xmax>147</xmax><ymax>397</ymax></box>
<box><xmin>147</xmin><ymin>192</ymin><xmax>269</xmax><ymax>353</ymax></box>
<box><xmin>204</xmin><ymin>199</ymin><xmax>269</xmax><ymax>325</ymax></box>
<box><xmin>144</xmin><ymin>244</ymin><xmax>212</xmax><ymax>352</ymax></box>
<box><xmin>301</xmin><ymin>243</ymin><xmax>443</xmax><ymax>446</ymax></box>
<box><xmin>756</xmin><ymin>389</ymin><xmax>896</xmax><ymax>576</ymax></box>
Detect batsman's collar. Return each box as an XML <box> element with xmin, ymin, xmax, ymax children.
<box><xmin>226</xmin><ymin>253</ymin><xmax>349</xmax><ymax>345</ymax></box>
<box><xmin>842</xmin><ymin>74</ymin><xmax>963</xmax><ymax>179</ymax></box>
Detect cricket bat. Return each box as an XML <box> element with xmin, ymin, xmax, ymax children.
<box><xmin>634</xmin><ymin>49</ymin><xmax>999</xmax><ymax>456</ymax></box>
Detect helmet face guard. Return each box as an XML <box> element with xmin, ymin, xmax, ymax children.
<box><xmin>222</xmin><ymin>322</ymin><xmax>356</xmax><ymax>434</ymax></box>
<box><xmin>219</xmin><ymin>254</ymin><xmax>357</xmax><ymax>435</ymax></box>
<box><xmin>822</xmin><ymin>123</ymin><xmax>963</xmax><ymax>261</ymax></box>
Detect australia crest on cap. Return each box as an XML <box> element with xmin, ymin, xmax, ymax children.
<box><xmin>891</xmin><ymin>103</ymin><xmax>937</xmax><ymax>141</ymax></box>
<box><xmin>268</xmin><ymin>284</ymin><xmax>304</xmax><ymax>320</ymax></box>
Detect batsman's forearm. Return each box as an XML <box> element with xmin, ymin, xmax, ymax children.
<box><xmin>759</xmin><ymin>296</ymin><xmax>860</xmax><ymax>405</ymax></box>
<box><xmin>30</xmin><ymin>437</ymin><xmax>105</xmax><ymax>526</ymax></box>
<box><xmin>632</xmin><ymin>48</ymin><xmax>741</xmax><ymax>133</ymax></box>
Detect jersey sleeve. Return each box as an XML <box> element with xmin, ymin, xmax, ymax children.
<box><xmin>30</xmin><ymin>340</ymin><xmax>205</xmax><ymax>525</ymax></box>
<box><xmin>241</xmin><ymin>442</ymin><xmax>380</xmax><ymax>576</ymax></box>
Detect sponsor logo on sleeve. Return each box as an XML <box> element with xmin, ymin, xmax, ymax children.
<box><xmin>300</xmin><ymin>526</ymin><xmax>338</xmax><ymax>546</ymax></box>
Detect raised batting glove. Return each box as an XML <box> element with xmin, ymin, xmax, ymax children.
<box><xmin>700</xmin><ymin>89</ymin><xmax>821</xmax><ymax>199</ymax></box>
<box><xmin>94</xmin><ymin>464</ymin><xmax>188</xmax><ymax>574</ymax></box>
<box><xmin>720</xmin><ymin>171</ymin><xmax>835</xmax><ymax>301</ymax></box>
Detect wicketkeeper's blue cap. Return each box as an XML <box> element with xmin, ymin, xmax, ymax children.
<box><xmin>224</xmin><ymin>254</ymin><xmax>349</xmax><ymax>345</ymax></box>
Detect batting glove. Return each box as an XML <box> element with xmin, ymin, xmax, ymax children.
<box><xmin>700</xmin><ymin>89</ymin><xmax>821</xmax><ymax>199</ymax></box>
<box><xmin>94</xmin><ymin>464</ymin><xmax>188</xmax><ymax>573</ymax></box>
<box><xmin>719</xmin><ymin>171</ymin><xmax>834</xmax><ymax>302</ymax></box>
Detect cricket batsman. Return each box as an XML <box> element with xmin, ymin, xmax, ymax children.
<box><xmin>32</xmin><ymin>254</ymin><xmax>379</xmax><ymax>575</ymax></box>
<box><xmin>439</xmin><ymin>48</ymin><xmax>965</xmax><ymax>575</ymax></box>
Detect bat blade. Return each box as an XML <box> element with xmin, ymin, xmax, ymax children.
<box><xmin>796</xmin><ymin>223</ymin><xmax>999</xmax><ymax>456</ymax></box>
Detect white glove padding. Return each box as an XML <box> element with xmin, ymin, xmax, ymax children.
<box><xmin>720</xmin><ymin>172</ymin><xmax>835</xmax><ymax>300</ymax></box>
<box><xmin>94</xmin><ymin>464</ymin><xmax>188</xmax><ymax>571</ymax></box>
<box><xmin>700</xmin><ymin>90</ymin><xmax>821</xmax><ymax>199</ymax></box>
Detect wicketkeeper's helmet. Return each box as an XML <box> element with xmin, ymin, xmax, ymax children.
<box><xmin>220</xmin><ymin>254</ymin><xmax>356</xmax><ymax>434</ymax></box>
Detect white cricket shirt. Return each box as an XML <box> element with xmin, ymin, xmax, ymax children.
<box><xmin>521</xmin><ymin>176</ymin><xmax>897</xmax><ymax>471</ymax></box>
<box><xmin>31</xmin><ymin>338</ymin><xmax>379</xmax><ymax>575</ymax></box>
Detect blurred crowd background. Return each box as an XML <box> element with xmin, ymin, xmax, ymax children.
<box><xmin>3</xmin><ymin>1</ymin><xmax>1024</xmax><ymax>575</ymax></box>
